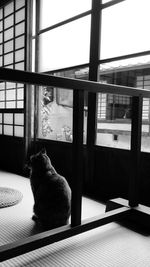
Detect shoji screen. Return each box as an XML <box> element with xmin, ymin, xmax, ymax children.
<box><xmin>0</xmin><ymin>0</ymin><xmax>26</xmax><ymax>137</ymax></box>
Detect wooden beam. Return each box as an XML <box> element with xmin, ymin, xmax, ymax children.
<box><xmin>102</xmin><ymin>0</ymin><xmax>127</xmax><ymax>9</ymax></box>
<box><xmin>71</xmin><ymin>90</ymin><xmax>84</xmax><ymax>226</ymax></box>
<box><xmin>39</xmin><ymin>10</ymin><xmax>91</xmax><ymax>35</ymax></box>
<box><xmin>0</xmin><ymin>207</ymin><xmax>130</xmax><ymax>262</ymax></box>
<box><xmin>24</xmin><ymin>0</ymin><xmax>33</xmax><ymax>162</ymax></box>
<box><xmin>99</xmin><ymin>50</ymin><xmax>150</xmax><ymax>65</ymax></box>
<box><xmin>86</xmin><ymin>0</ymin><xmax>101</xmax><ymax>185</ymax></box>
<box><xmin>0</xmin><ymin>68</ymin><xmax>150</xmax><ymax>97</ymax></box>
<box><xmin>129</xmin><ymin>96</ymin><xmax>143</xmax><ymax>207</ymax></box>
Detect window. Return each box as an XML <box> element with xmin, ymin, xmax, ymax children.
<box><xmin>97</xmin><ymin>59</ymin><xmax>150</xmax><ymax>150</ymax></box>
<box><xmin>0</xmin><ymin>0</ymin><xmax>26</xmax><ymax>138</ymax></box>
<box><xmin>39</xmin><ymin>16</ymin><xmax>91</xmax><ymax>72</ymax></box>
<box><xmin>38</xmin><ymin>68</ymin><xmax>89</xmax><ymax>142</ymax></box>
<box><xmin>32</xmin><ymin>0</ymin><xmax>150</xmax><ymax>152</ymax></box>
<box><xmin>39</xmin><ymin>0</ymin><xmax>91</xmax><ymax>30</ymax></box>
<box><xmin>38</xmin><ymin>85</ymin><xmax>73</xmax><ymax>142</ymax></box>
<box><xmin>100</xmin><ymin>0</ymin><xmax>150</xmax><ymax>59</ymax></box>
<box><xmin>0</xmin><ymin>112</ymin><xmax>24</xmax><ymax>137</ymax></box>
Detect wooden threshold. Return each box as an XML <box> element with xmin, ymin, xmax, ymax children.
<box><xmin>106</xmin><ymin>198</ymin><xmax>150</xmax><ymax>230</ymax></box>
<box><xmin>0</xmin><ymin>206</ymin><xmax>130</xmax><ymax>262</ymax></box>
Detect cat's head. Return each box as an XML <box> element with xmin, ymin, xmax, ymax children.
<box><xmin>30</xmin><ymin>148</ymin><xmax>52</xmax><ymax>172</ymax></box>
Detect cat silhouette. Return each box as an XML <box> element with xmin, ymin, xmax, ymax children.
<box><xmin>30</xmin><ymin>149</ymin><xmax>71</xmax><ymax>230</ymax></box>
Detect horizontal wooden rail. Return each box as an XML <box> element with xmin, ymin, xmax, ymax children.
<box><xmin>0</xmin><ymin>206</ymin><xmax>130</xmax><ymax>262</ymax></box>
<box><xmin>0</xmin><ymin>68</ymin><xmax>150</xmax><ymax>97</ymax></box>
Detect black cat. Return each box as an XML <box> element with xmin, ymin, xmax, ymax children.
<box><xmin>30</xmin><ymin>149</ymin><xmax>71</xmax><ymax>230</ymax></box>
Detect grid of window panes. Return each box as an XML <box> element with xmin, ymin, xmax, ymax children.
<box><xmin>0</xmin><ymin>0</ymin><xmax>26</xmax><ymax>70</ymax></box>
<box><xmin>0</xmin><ymin>112</ymin><xmax>24</xmax><ymax>137</ymax></box>
<box><xmin>135</xmin><ymin>74</ymin><xmax>150</xmax><ymax>152</ymax></box>
<box><xmin>97</xmin><ymin>93</ymin><xmax>107</xmax><ymax>120</ymax></box>
<box><xmin>136</xmin><ymin>75</ymin><xmax>150</xmax><ymax>121</ymax></box>
<box><xmin>0</xmin><ymin>0</ymin><xmax>26</xmax><ymax>137</ymax></box>
<box><xmin>34</xmin><ymin>0</ymin><xmax>150</xmax><ymax>151</ymax></box>
<box><xmin>0</xmin><ymin>81</ymin><xmax>24</xmax><ymax>109</ymax></box>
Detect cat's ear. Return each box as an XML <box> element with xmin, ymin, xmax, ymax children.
<box><xmin>41</xmin><ymin>147</ymin><xmax>47</xmax><ymax>155</ymax></box>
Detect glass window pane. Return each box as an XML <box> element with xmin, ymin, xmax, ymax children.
<box><xmin>14</xmin><ymin>126</ymin><xmax>24</xmax><ymax>137</ymax></box>
<box><xmin>6</xmin><ymin>101</ymin><xmax>15</xmax><ymax>108</ymax></box>
<box><xmin>97</xmin><ymin>62</ymin><xmax>150</xmax><ymax>151</ymax></box>
<box><xmin>4</xmin><ymin>27</ymin><xmax>14</xmax><ymax>41</ymax></box>
<box><xmin>0</xmin><ymin>82</ymin><xmax>5</xmax><ymax>90</ymax></box>
<box><xmin>137</xmin><ymin>74</ymin><xmax>150</xmax><ymax>152</ymax></box>
<box><xmin>4</xmin><ymin>113</ymin><xmax>13</xmax><ymax>124</ymax></box>
<box><xmin>100</xmin><ymin>0</ymin><xmax>150</xmax><ymax>59</ymax></box>
<box><xmin>17</xmin><ymin>100</ymin><xmax>23</xmax><ymax>108</ymax></box>
<box><xmin>17</xmin><ymin>88</ymin><xmax>24</xmax><ymax>99</ymax></box>
<box><xmin>40</xmin><ymin>0</ymin><xmax>91</xmax><ymax>30</ymax></box>
<box><xmin>6</xmin><ymin>89</ymin><xmax>16</xmax><ymax>100</ymax></box>
<box><xmin>0</xmin><ymin>56</ymin><xmax>2</xmax><ymax>66</ymax></box>
<box><xmin>0</xmin><ymin>20</ymin><xmax>3</xmax><ymax>31</ymax></box>
<box><xmin>54</xmin><ymin>67</ymin><xmax>89</xmax><ymax>143</ymax></box>
<box><xmin>96</xmin><ymin>93</ymin><xmax>131</xmax><ymax>150</ymax></box>
<box><xmin>15</xmin><ymin>8</ymin><xmax>25</xmax><ymax>23</ymax></box>
<box><xmin>39</xmin><ymin>16</ymin><xmax>91</xmax><ymax>71</ymax></box>
<box><xmin>38</xmin><ymin>86</ymin><xmax>73</xmax><ymax>142</ymax></box>
<box><xmin>14</xmin><ymin>113</ymin><xmax>24</xmax><ymax>125</ymax></box>
<box><xmin>0</xmin><ymin>102</ymin><xmax>5</xmax><ymax>108</ymax></box>
<box><xmin>0</xmin><ymin>125</ymin><xmax>2</xmax><ymax>134</ymax></box>
<box><xmin>0</xmin><ymin>9</ymin><xmax>3</xmax><ymax>20</ymax></box>
<box><xmin>100</xmin><ymin>55</ymin><xmax>150</xmax><ymax>74</ymax></box>
<box><xmin>14</xmin><ymin>62</ymin><xmax>24</xmax><ymax>70</ymax></box>
<box><xmin>4</xmin><ymin>125</ymin><xmax>13</xmax><ymax>136</ymax></box>
<box><xmin>0</xmin><ymin>32</ymin><xmax>3</xmax><ymax>43</ymax></box>
<box><xmin>15</xmin><ymin>48</ymin><xmax>24</xmax><ymax>62</ymax></box>
<box><xmin>17</xmin><ymin>83</ymin><xmax>24</xmax><ymax>88</ymax></box>
<box><xmin>96</xmin><ymin>64</ymin><xmax>138</xmax><ymax>149</ymax></box>
<box><xmin>15</xmin><ymin>22</ymin><xmax>25</xmax><ymax>36</ymax></box>
<box><xmin>5</xmin><ymin>64</ymin><xmax>13</xmax><ymax>69</ymax></box>
<box><xmin>15</xmin><ymin>0</ymin><xmax>25</xmax><ymax>10</ymax></box>
<box><xmin>6</xmin><ymin>82</ymin><xmax>16</xmax><ymax>89</ymax></box>
<box><xmin>4</xmin><ymin>2</ymin><xmax>14</xmax><ymax>17</ymax></box>
<box><xmin>4</xmin><ymin>15</ymin><xmax>14</xmax><ymax>29</ymax></box>
<box><xmin>15</xmin><ymin>36</ymin><xmax>24</xmax><ymax>49</ymax></box>
<box><xmin>4</xmin><ymin>52</ymin><xmax>13</xmax><ymax>65</ymax></box>
<box><xmin>0</xmin><ymin>113</ymin><xmax>2</xmax><ymax>123</ymax></box>
<box><xmin>4</xmin><ymin>40</ymin><xmax>14</xmax><ymax>53</ymax></box>
<box><xmin>0</xmin><ymin>91</ymin><xmax>5</xmax><ymax>101</ymax></box>
<box><xmin>0</xmin><ymin>44</ymin><xmax>2</xmax><ymax>55</ymax></box>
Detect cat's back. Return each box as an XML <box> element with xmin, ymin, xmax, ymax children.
<box><xmin>35</xmin><ymin>170</ymin><xmax>71</xmax><ymax>205</ymax></box>
<box><xmin>45</xmin><ymin>171</ymin><xmax>71</xmax><ymax>198</ymax></box>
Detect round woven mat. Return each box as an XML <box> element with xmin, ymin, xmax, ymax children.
<box><xmin>0</xmin><ymin>187</ymin><xmax>23</xmax><ymax>208</ymax></box>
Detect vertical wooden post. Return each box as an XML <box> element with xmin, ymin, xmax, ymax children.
<box><xmin>129</xmin><ymin>95</ymin><xmax>143</xmax><ymax>207</ymax></box>
<box><xmin>71</xmin><ymin>89</ymin><xmax>84</xmax><ymax>226</ymax></box>
<box><xmin>33</xmin><ymin>0</ymin><xmax>40</xmax><ymax>151</ymax></box>
<box><xmin>24</xmin><ymin>0</ymin><xmax>33</xmax><ymax>162</ymax></box>
<box><xmin>86</xmin><ymin>0</ymin><xmax>101</xmax><ymax>185</ymax></box>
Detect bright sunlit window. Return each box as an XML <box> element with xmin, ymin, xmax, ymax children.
<box><xmin>39</xmin><ymin>16</ymin><xmax>91</xmax><ymax>72</ymax></box>
<box><xmin>100</xmin><ymin>0</ymin><xmax>150</xmax><ymax>59</ymax></box>
<box><xmin>40</xmin><ymin>0</ymin><xmax>91</xmax><ymax>30</ymax></box>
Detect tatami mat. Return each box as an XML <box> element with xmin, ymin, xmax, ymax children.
<box><xmin>0</xmin><ymin>171</ymin><xmax>150</xmax><ymax>266</ymax></box>
<box><xmin>2</xmin><ymin>223</ymin><xmax>150</xmax><ymax>267</ymax></box>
